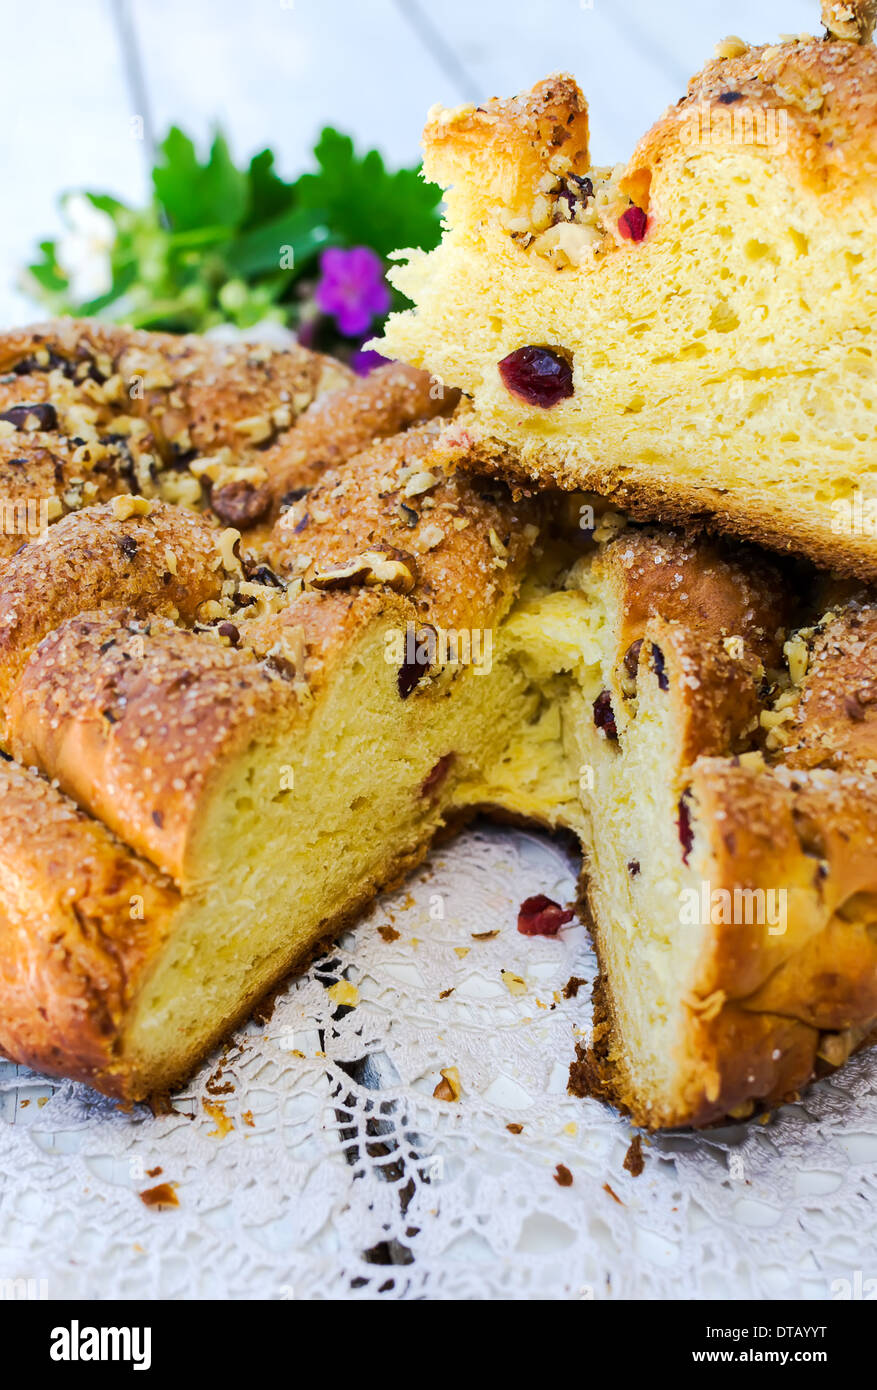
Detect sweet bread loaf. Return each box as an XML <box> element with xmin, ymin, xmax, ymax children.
<box><xmin>1</xmin><ymin>321</ymin><xmax>877</xmax><ymax>1131</ymax></box>
<box><xmin>379</xmin><ymin>20</ymin><xmax>877</xmax><ymax>577</ymax></box>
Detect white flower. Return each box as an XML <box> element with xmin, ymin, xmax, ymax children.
<box><xmin>56</xmin><ymin>194</ymin><xmax>116</xmax><ymax>302</ymax></box>
<box><xmin>205</xmin><ymin>319</ymin><xmax>297</xmax><ymax>349</ymax></box>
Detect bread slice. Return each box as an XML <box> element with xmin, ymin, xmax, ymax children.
<box><xmin>2</xmin><ymin>324</ymin><xmax>877</xmax><ymax>1128</ymax></box>
<box><xmin>379</xmin><ymin>27</ymin><xmax>877</xmax><ymax>577</ymax></box>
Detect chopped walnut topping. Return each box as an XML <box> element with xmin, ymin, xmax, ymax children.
<box><xmin>197</xmin><ymin>599</ymin><xmax>226</xmax><ymax>622</ymax></box>
<box><xmin>111</xmin><ymin>495</ymin><xmax>153</xmax><ymax>520</ymax></box>
<box><xmin>684</xmin><ymin>989</ymin><xmax>727</xmax><ymax>1021</ymax></box>
<box><xmin>521</xmin><ymin>163</ymin><xmax>626</xmax><ymax>266</ymax></box>
<box><xmin>592</xmin><ymin>510</ymin><xmax>627</xmax><ymax>544</ymax></box>
<box><xmin>488</xmin><ymin>527</ymin><xmax>509</xmax><ymax>560</ymax></box>
<box><xmin>233</xmin><ymin>414</ymin><xmax>274</xmax><ymax>444</ymax></box>
<box><xmin>817</xmin><ymin>1023</ymin><xmax>868</xmax><ymax>1067</ymax></box>
<box><xmin>532</xmin><ymin>221</ymin><xmax>603</xmax><ymax>267</ymax></box>
<box><xmin>216</xmin><ymin>527</ymin><xmax>243</xmax><ymax>575</ymax></box>
<box><xmin>158</xmin><ymin>472</ymin><xmax>202</xmax><ymax>508</ymax></box>
<box><xmin>501</xmin><ymin>969</ymin><xmax>527</xmax><ymax>996</ymax></box>
<box><xmin>403</xmin><ymin>470</ymin><xmax>440</xmax><ymax>498</ymax></box>
<box><xmin>311</xmin><ymin>548</ymin><xmax>417</xmax><ymax>594</ymax></box>
<box><xmin>414</xmin><ymin>523</ymin><xmax>445</xmax><ymax>554</ymax></box>
<box><xmin>784</xmin><ymin>631</ymin><xmax>811</xmax><ymax>686</ymax></box>
<box><xmin>761</xmin><ymin>689</ymin><xmax>799</xmax><ymax>749</ymax></box>
<box><xmin>714</xmin><ymin>34</ymin><xmax>749</xmax><ymax>59</ymax></box>
<box><xmin>327</xmin><ymin>979</ymin><xmax>359</xmax><ymax>1007</ymax></box>
<box><xmin>723</xmin><ymin>635</ymin><xmax>745</xmax><ymax>661</ymax></box>
<box><xmin>433</xmin><ymin>1066</ymin><xmax>462</xmax><ymax>1102</ymax></box>
<box><xmin>737</xmin><ymin>750</ymin><xmax>767</xmax><ymax>773</ymax></box>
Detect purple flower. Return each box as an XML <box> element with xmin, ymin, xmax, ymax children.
<box><xmin>314</xmin><ymin>246</ymin><xmax>391</xmax><ymax>337</ymax></box>
<box><xmin>350</xmin><ymin>347</ymin><xmax>390</xmax><ymax>376</ymax></box>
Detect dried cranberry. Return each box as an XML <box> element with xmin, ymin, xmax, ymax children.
<box><xmin>623</xmin><ymin>638</ymin><xmax>643</xmax><ymax>679</ymax></box>
<box><xmin>0</xmin><ymin>401</ymin><xmax>58</xmax><ymax>431</ymax></box>
<box><xmin>651</xmin><ymin>643</ymin><xmax>669</xmax><ymax>690</ymax></box>
<box><xmin>421</xmin><ymin>753</ymin><xmax>454</xmax><ymax>797</ymax></box>
<box><xmin>498</xmin><ymin>346</ymin><xmax>573</xmax><ymax>408</ymax></box>
<box><xmin>398</xmin><ymin>625</ymin><xmax>435</xmax><ymax>699</ymax></box>
<box><xmin>517</xmin><ymin>894</ymin><xmax>574</xmax><ymax>936</ymax></box>
<box><xmin>618</xmin><ymin>206</ymin><xmax>648</xmax><ymax>242</ymax></box>
<box><xmin>593</xmin><ymin>690</ymin><xmax>617</xmax><ymax>739</ymax></box>
<box><xmin>677</xmin><ymin>793</ymin><xmax>694</xmax><ymax>864</ymax></box>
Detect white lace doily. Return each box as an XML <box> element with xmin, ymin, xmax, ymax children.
<box><xmin>1</xmin><ymin>821</ymin><xmax>875</xmax><ymax>1301</ymax></box>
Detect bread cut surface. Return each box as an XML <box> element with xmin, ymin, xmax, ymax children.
<box><xmin>2</xmin><ymin>321</ymin><xmax>877</xmax><ymax>1131</ymax></box>
<box><xmin>379</xmin><ymin>30</ymin><xmax>877</xmax><ymax>576</ymax></box>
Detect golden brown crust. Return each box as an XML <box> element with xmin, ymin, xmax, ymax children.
<box><xmin>0</xmin><ymin>757</ymin><xmax>179</xmax><ymax>1091</ymax></box>
<box><xmin>0</xmin><ymin>435</ymin><xmax>131</xmax><ymax>561</ymax></box>
<box><xmin>577</xmin><ymin>671</ymin><xmax>877</xmax><ymax>1128</ymax></box>
<box><xmin>595</xmin><ymin>527</ymin><xmax>791</xmax><ymax>764</ymax></box>
<box><xmin>0</xmin><ymin>321</ymin><xmax>455</xmax><ymax>564</ymax></box>
<box><xmin>0</xmin><ymin>318</ymin><xmax>351</xmax><ymax>460</ymax></box>
<box><xmin>269</xmin><ymin>418</ymin><xmax>540</xmax><ymax>632</ymax></box>
<box><xmin>783</xmin><ymin>604</ymin><xmax>877</xmax><ymax>769</ymax></box>
<box><xmin>627</xmin><ymin>34</ymin><xmax>877</xmax><ymax>204</ymax></box>
<box><xmin>116</xmin><ymin>327</ymin><xmax>352</xmax><ymax>457</ymax></box>
<box><xmin>6</xmin><ymin>610</ymin><xmax>299</xmax><ymax>882</ymax></box>
<box><xmin>438</xmin><ymin>420</ymin><xmax>877</xmax><ymax>582</ymax></box>
<box><xmin>597</xmin><ymin>526</ymin><xmax>789</xmax><ymax>659</ymax></box>
<box><xmin>0</xmin><ymin>500</ymin><xmax>228</xmax><ymax>733</ymax></box>
<box><xmin>423</xmin><ymin>74</ymin><xmax>589</xmax><ymax>212</ymax></box>
<box><xmin>212</xmin><ymin>363</ymin><xmax>458</xmax><ymax>534</ymax></box>
<box><xmin>689</xmin><ymin>762</ymin><xmax>877</xmax><ymax>1124</ymax></box>
<box><xmin>0</xmin><ymin>749</ymin><xmax>453</xmax><ymax>1099</ymax></box>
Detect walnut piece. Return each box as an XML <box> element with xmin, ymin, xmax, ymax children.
<box><xmin>714</xmin><ymin>35</ymin><xmax>749</xmax><ymax>59</ymax></box>
<box><xmin>111</xmin><ymin>495</ymin><xmax>153</xmax><ymax>520</ymax></box>
<box><xmin>310</xmin><ymin>548</ymin><xmax>417</xmax><ymax>594</ymax></box>
<box><xmin>822</xmin><ymin>0</ymin><xmax>876</xmax><ymax>42</ymax></box>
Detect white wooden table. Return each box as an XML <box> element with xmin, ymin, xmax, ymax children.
<box><xmin>0</xmin><ymin>0</ymin><xmax>815</xmax><ymax>327</ymax></box>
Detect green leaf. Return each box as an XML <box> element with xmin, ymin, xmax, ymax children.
<box><xmin>153</xmin><ymin>127</ymin><xmax>248</xmax><ymax>232</ymax></box>
<box><xmin>82</xmin><ymin>191</ymin><xmax>130</xmax><ymax>220</ymax></box>
<box><xmin>245</xmin><ymin>148</ymin><xmax>296</xmax><ymax>228</ymax></box>
<box><xmin>225</xmin><ymin>207</ymin><xmax>331</xmax><ymax>277</ymax></box>
<box><xmin>296</xmin><ymin>127</ymin><xmax>442</xmax><ymax>258</ymax></box>
<box><xmin>27</xmin><ymin>241</ymin><xmax>69</xmax><ymax>295</ymax></box>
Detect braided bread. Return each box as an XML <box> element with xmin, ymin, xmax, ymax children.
<box><xmin>1</xmin><ymin>320</ymin><xmax>877</xmax><ymax>1130</ymax></box>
